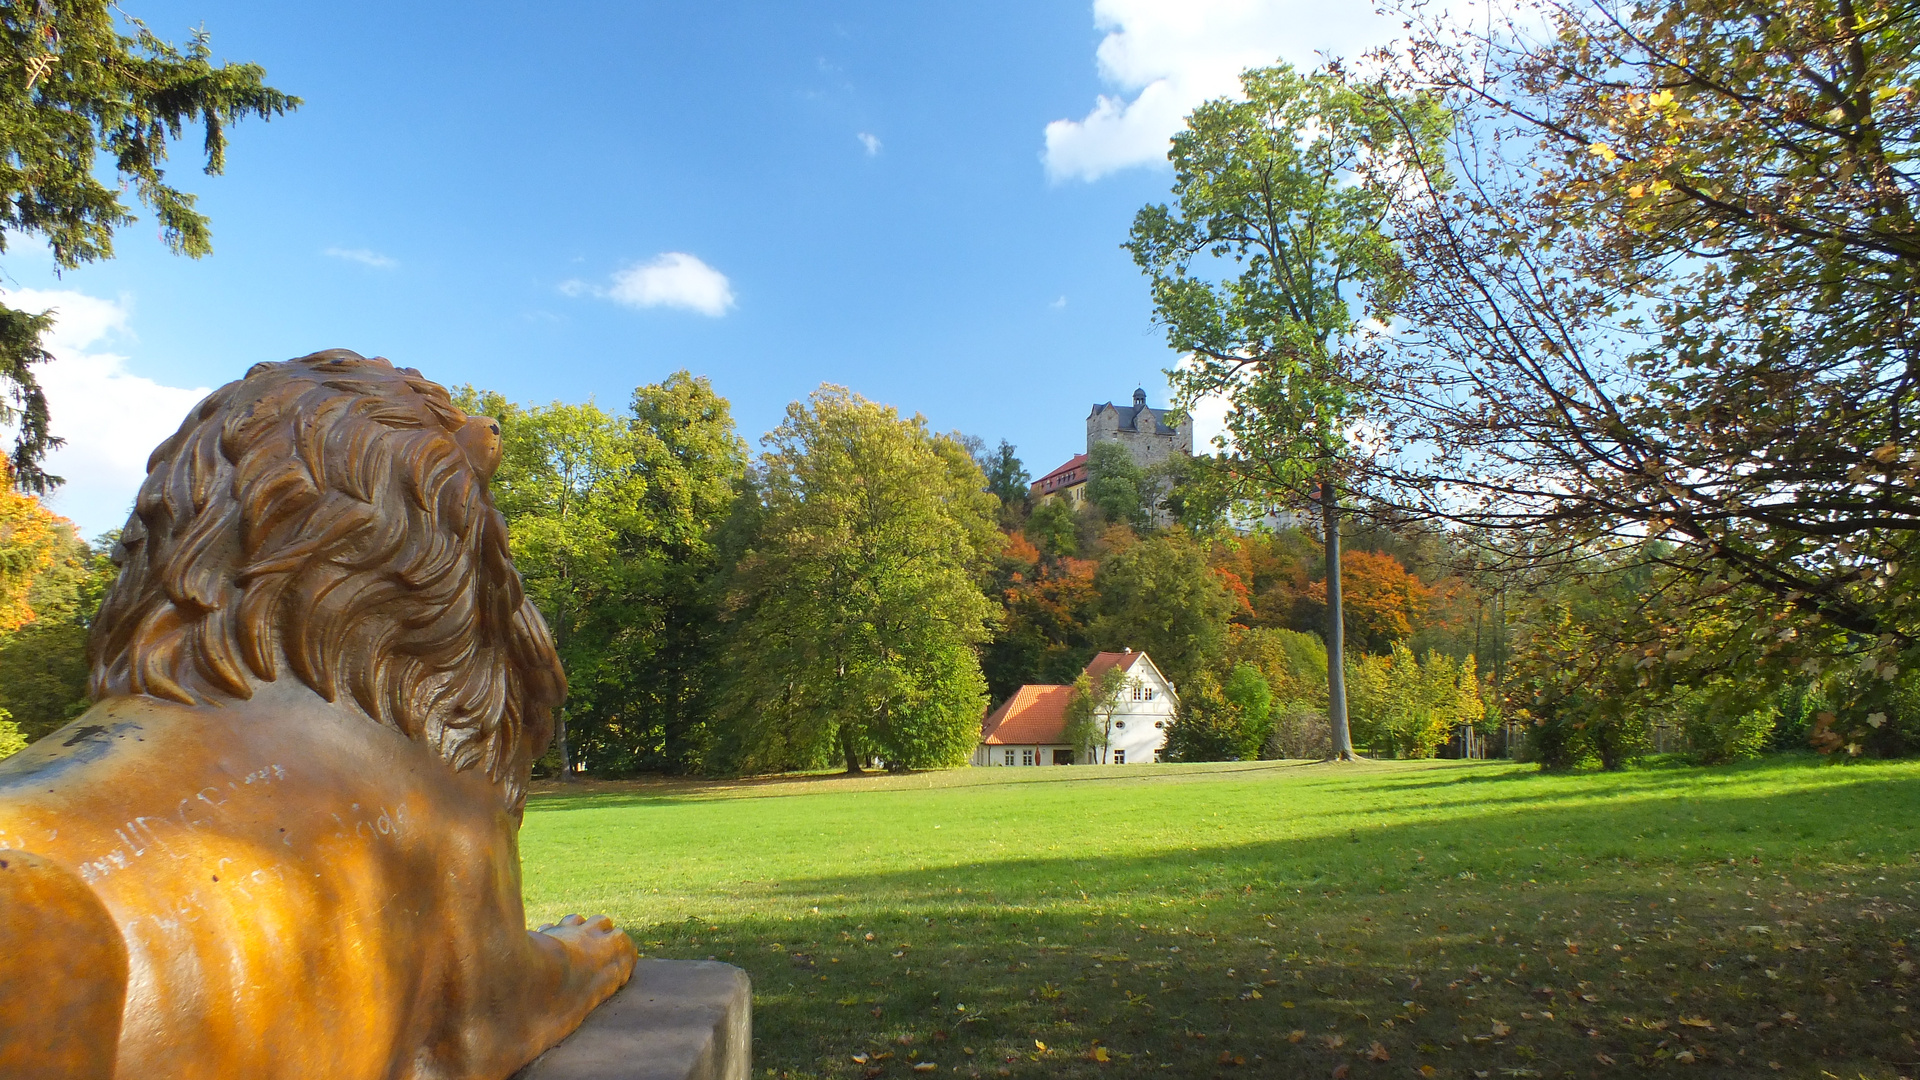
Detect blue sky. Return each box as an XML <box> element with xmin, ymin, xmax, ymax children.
<box><xmin>5</xmin><ymin>0</ymin><xmax>1393</xmax><ymax>538</ymax></box>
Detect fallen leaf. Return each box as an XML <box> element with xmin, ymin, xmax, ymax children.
<box><xmin>1091</xmin><ymin>1046</ymin><xmax>1110</xmax><ymax>1063</ymax></box>
<box><xmin>1034</xmin><ymin>1041</ymin><xmax>1047</xmax><ymax>1052</ymax></box>
<box><xmin>912</xmin><ymin>1064</ymin><xmax>938</xmax><ymax>1073</ymax></box>
<box><xmin>1217</xmin><ymin>1050</ymin><xmax>1237</xmax><ymax>1066</ymax></box>
<box><xmin>871</xmin><ymin>1007</ymin><xmax>884</xmax><ymax>1018</ymax></box>
<box><xmin>1366</xmin><ymin>1041</ymin><xmax>1391</xmax><ymax>1062</ymax></box>
<box><xmin>1288</xmin><ymin>1030</ymin><xmax>1306</xmax><ymax>1044</ymax></box>
<box><xmin>852</xmin><ymin>1053</ymin><xmax>870</xmax><ymax>1064</ymax></box>
<box><xmin>898</xmin><ymin>1034</ymin><xmax>916</xmax><ymax>1046</ymax></box>
<box><xmin>1323</xmin><ymin>1034</ymin><xmax>1346</xmax><ymax>1050</ymax></box>
<box><xmin>1674</xmin><ymin>1050</ymin><xmax>1696</xmax><ymax>1064</ymax></box>
<box><xmin>1490</xmin><ymin>1020</ymin><xmax>1511</xmax><ymax>1038</ymax></box>
<box><xmin>1331</xmin><ymin>1065</ymin><xmax>1351</xmax><ymax>1080</ymax></box>
<box><xmin>1420</xmin><ymin>1067</ymin><xmax>1438</xmax><ymax>1078</ymax></box>
<box><xmin>1678</xmin><ymin>1017</ymin><xmax>1712</xmax><ymax>1029</ymax></box>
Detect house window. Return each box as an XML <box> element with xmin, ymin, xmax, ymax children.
<box><xmin>1154</xmin><ymin>720</ymin><xmax>1165</xmax><ymax>730</ymax></box>
<box><xmin>1143</xmin><ymin>686</ymin><xmax>1155</xmax><ymax>701</ymax></box>
<box><xmin>1022</xmin><ymin>749</ymin><xmax>1034</xmax><ymax>766</ymax></box>
<box><xmin>1154</xmin><ymin>750</ymin><xmax>1165</xmax><ymax>762</ymax></box>
<box><xmin>1114</xmin><ymin>720</ymin><xmax>1125</xmax><ymax>730</ymax></box>
<box><xmin>1004</xmin><ymin>749</ymin><xmax>1014</xmax><ymax>766</ymax></box>
<box><xmin>1055</xmin><ymin>749</ymin><xmax>1074</xmax><ymax>765</ymax></box>
<box><xmin>1112</xmin><ymin>750</ymin><xmax>1125</xmax><ymax>765</ymax></box>
<box><xmin>1131</xmin><ymin>685</ymin><xmax>1143</xmax><ymax>701</ymax></box>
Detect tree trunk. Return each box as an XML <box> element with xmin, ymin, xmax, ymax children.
<box><xmin>1323</xmin><ymin>481</ymin><xmax>1358</xmax><ymax>760</ymax></box>
<box><xmin>842</xmin><ymin>728</ymin><xmax>864</xmax><ymax>775</ymax></box>
<box><xmin>554</xmin><ymin>706</ymin><xmax>576</xmax><ymax>781</ymax></box>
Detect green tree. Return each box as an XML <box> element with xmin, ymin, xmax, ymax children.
<box><xmin>1063</xmin><ymin>664</ymin><xmax>1129</xmax><ymax>764</ymax></box>
<box><xmin>716</xmin><ymin>386</ymin><xmax>999</xmax><ymax>774</ymax></box>
<box><xmin>1129</xmin><ymin>64</ymin><xmax>1448</xmax><ymax>760</ymax></box>
<box><xmin>475</xmin><ymin>395</ymin><xmax>645</xmax><ymax>778</ymax></box>
<box><xmin>0</xmin><ymin>519</ymin><xmax>114</xmax><ymax>743</ymax></box>
<box><xmin>0</xmin><ymin>706</ymin><xmax>23</xmax><ymax>759</ymax></box>
<box><xmin>1084</xmin><ymin>440</ymin><xmax>1148</xmax><ymax>529</ymax></box>
<box><xmin>1221</xmin><ymin>661</ymin><xmax>1273</xmax><ymax>758</ymax></box>
<box><xmin>1023</xmin><ymin>497</ymin><xmax>1079</xmax><ymax>558</ymax></box>
<box><xmin>462</xmin><ymin>374</ymin><xmax>746</xmax><ymax>777</ymax></box>
<box><xmin>981</xmin><ymin>440</ymin><xmax>1030</xmax><ymax>527</ymax></box>
<box><xmin>1090</xmin><ymin>533</ymin><xmax>1233</xmax><ymax>689</ymax></box>
<box><xmin>0</xmin><ymin>3</ymin><xmax>296</xmax><ymax>490</ymax></box>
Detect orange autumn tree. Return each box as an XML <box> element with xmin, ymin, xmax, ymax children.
<box><xmin>1307</xmin><ymin>550</ymin><xmax>1435</xmax><ymax>653</ymax></box>
<box><xmin>0</xmin><ymin>452</ymin><xmax>63</xmax><ymax>633</ymax></box>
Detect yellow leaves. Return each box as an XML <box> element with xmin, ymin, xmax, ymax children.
<box><xmin>1365</xmin><ymin>1041</ymin><xmax>1391</xmax><ymax>1062</ymax></box>
<box><xmin>911</xmin><ymin>1064</ymin><xmax>937</xmax><ymax>1073</ymax></box>
<box><xmin>0</xmin><ymin>453</ymin><xmax>63</xmax><ymax>634</ymax></box>
<box><xmin>1678</xmin><ymin>1016</ymin><xmax>1713</xmax><ymax>1029</ymax></box>
<box><xmin>1033</xmin><ymin>1040</ymin><xmax>1046</xmax><ymax>1052</ymax></box>
<box><xmin>1490</xmin><ymin>1020</ymin><xmax>1512</xmax><ymax>1037</ymax></box>
<box><xmin>1287</xmin><ymin>1030</ymin><xmax>1306</xmax><ymax>1044</ymax></box>
<box><xmin>1215</xmin><ymin>1050</ymin><xmax>1247</xmax><ymax>1066</ymax></box>
<box><xmin>1090</xmin><ymin>1045</ymin><xmax>1110</xmax><ymax>1063</ymax></box>
<box><xmin>1588</xmin><ymin>141</ymin><xmax>1618</xmax><ymax>162</ymax></box>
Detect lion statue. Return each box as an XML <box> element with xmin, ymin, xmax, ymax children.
<box><xmin>0</xmin><ymin>351</ymin><xmax>635</xmax><ymax>1080</ymax></box>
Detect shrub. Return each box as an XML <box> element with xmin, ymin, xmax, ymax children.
<box><xmin>0</xmin><ymin>707</ymin><xmax>25</xmax><ymax>761</ymax></box>
<box><xmin>1680</xmin><ymin>681</ymin><xmax>1778</xmax><ymax>765</ymax></box>
<box><xmin>1265</xmin><ymin>706</ymin><xmax>1332</xmax><ymax>759</ymax></box>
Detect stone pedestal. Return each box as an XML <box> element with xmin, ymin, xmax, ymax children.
<box><xmin>514</xmin><ymin>960</ymin><xmax>751</xmax><ymax>1080</ymax></box>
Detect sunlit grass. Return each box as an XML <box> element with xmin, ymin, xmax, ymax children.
<box><xmin>520</xmin><ymin>755</ymin><xmax>1920</xmax><ymax>1078</ymax></box>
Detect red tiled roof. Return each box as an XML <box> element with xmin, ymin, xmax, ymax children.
<box><xmin>1029</xmin><ymin>453</ymin><xmax>1088</xmax><ymax>496</ymax></box>
<box><xmin>980</xmin><ymin>651</ymin><xmax>1159</xmax><ymax>746</ymax></box>
<box><xmin>1082</xmin><ymin>650</ymin><xmax>1144</xmax><ymax>683</ymax></box>
<box><xmin>980</xmin><ymin>684</ymin><xmax>1074</xmax><ymax>745</ymax></box>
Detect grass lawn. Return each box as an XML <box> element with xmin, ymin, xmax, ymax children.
<box><xmin>519</xmin><ymin>756</ymin><xmax>1920</xmax><ymax>1079</ymax></box>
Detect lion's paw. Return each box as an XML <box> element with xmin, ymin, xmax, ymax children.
<box><xmin>538</xmin><ymin>913</ymin><xmax>637</xmax><ymax>1004</ymax></box>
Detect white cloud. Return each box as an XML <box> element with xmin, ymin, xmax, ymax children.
<box><xmin>324</xmin><ymin>246</ymin><xmax>398</xmax><ymax>269</ymax></box>
<box><xmin>1050</xmin><ymin>295</ymin><xmax>1068</xmax><ymax>309</ymax></box>
<box><xmin>0</xmin><ymin>288</ymin><xmax>209</xmax><ymax>539</ymax></box>
<box><xmin>567</xmin><ymin>253</ymin><xmax>734</xmax><ymax>317</ymax></box>
<box><xmin>1043</xmin><ymin>0</ymin><xmax>1396</xmax><ymax>182</ymax></box>
<box><xmin>857</xmin><ymin>132</ymin><xmax>883</xmax><ymax>156</ymax></box>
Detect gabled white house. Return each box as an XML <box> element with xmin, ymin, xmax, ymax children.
<box><xmin>972</xmin><ymin>649</ymin><xmax>1179</xmax><ymax>766</ymax></box>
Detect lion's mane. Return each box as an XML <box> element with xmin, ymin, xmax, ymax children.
<box><xmin>88</xmin><ymin>350</ymin><xmax>564</xmax><ymax>811</ymax></box>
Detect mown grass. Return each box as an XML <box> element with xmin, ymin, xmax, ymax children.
<box><xmin>519</xmin><ymin>755</ymin><xmax>1920</xmax><ymax>1079</ymax></box>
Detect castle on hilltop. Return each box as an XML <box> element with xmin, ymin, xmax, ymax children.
<box><xmin>1030</xmin><ymin>388</ymin><xmax>1193</xmax><ymax>522</ymax></box>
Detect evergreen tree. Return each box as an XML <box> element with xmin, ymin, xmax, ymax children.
<box><xmin>0</xmin><ymin>3</ymin><xmax>296</xmax><ymax>490</ymax></box>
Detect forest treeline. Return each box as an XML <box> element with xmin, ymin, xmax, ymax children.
<box><xmin>0</xmin><ymin>371</ymin><xmax>1880</xmax><ymax>774</ymax></box>
<box><xmin>1</xmin><ymin>0</ymin><xmax>1913</xmax><ymax>775</ymax></box>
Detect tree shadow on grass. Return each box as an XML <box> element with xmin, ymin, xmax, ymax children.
<box><xmin>599</xmin><ymin>771</ymin><xmax>1920</xmax><ymax>1079</ymax></box>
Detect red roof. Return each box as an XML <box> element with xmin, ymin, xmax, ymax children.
<box><xmin>1083</xmin><ymin>650</ymin><xmax>1144</xmax><ymax>683</ymax></box>
<box><xmin>981</xmin><ymin>685</ymin><xmax>1074</xmax><ymax>745</ymax></box>
<box><xmin>980</xmin><ymin>651</ymin><xmax>1154</xmax><ymax>745</ymax></box>
<box><xmin>1030</xmin><ymin>453</ymin><xmax>1088</xmax><ymax>496</ymax></box>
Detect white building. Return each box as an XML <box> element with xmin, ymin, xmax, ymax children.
<box><xmin>972</xmin><ymin>649</ymin><xmax>1179</xmax><ymax>766</ymax></box>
